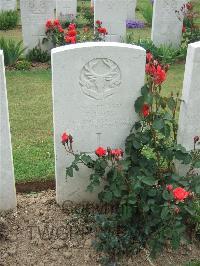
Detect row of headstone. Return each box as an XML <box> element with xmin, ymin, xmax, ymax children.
<box><xmin>19</xmin><ymin>0</ymin><xmax>137</xmax><ymax>52</ymax></box>
<box><xmin>0</xmin><ymin>0</ymin><xmax>16</xmax><ymax>11</ymax></box>
<box><xmin>1</xmin><ymin>40</ymin><xmax>200</xmax><ymax>209</ymax></box>
<box><xmin>0</xmin><ymin>50</ymin><xmax>17</xmax><ymax>211</ymax></box>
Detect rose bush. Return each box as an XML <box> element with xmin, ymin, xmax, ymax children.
<box><xmin>62</xmin><ymin>52</ymin><xmax>200</xmax><ymax>264</ymax></box>
<box><xmin>44</xmin><ymin>19</ymin><xmax>108</xmax><ymax>47</ymax></box>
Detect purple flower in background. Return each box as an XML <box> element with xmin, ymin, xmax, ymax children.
<box><xmin>126</xmin><ymin>20</ymin><xmax>145</xmax><ymax>29</ymax></box>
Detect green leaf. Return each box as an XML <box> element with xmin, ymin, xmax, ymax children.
<box><xmin>66</xmin><ymin>167</ymin><xmax>73</xmax><ymax>177</ymax></box>
<box><xmin>144</xmin><ymin>93</ymin><xmax>153</xmax><ymax>105</ymax></box>
<box><xmin>152</xmin><ymin>118</ymin><xmax>165</xmax><ymax>130</ymax></box>
<box><xmin>193</xmin><ymin>161</ymin><xmax>200</xmax><ymax>168</ymax></box>
<box><xmin>134</xmin><ymin>96</ymin><xmax>144</xmax><ymax>113</ymax></box>
<box><xmin>162</xmin><ymin>190</ymin><xmax>172</xmax><ymax>201</ymax></box>
<box><xmin>141</xmin><ymin>84</ymin><xmax>149</xmax><ymax>96</ymax></box>
<box><xmin>161</xmin><ymin>207</ymin><xmax>169</xmax><ymax>220</ymax></box>
<box><xmin>167</xmin><ymin>97</ymin><xmax>176</xmax><ymax>111</ymax></box>
<box><xmin>103</xmin><ymin>191</ymin><xmax>113</xmax><ymax>203</ymax></box>
<box><xmin>132</xmin><ymin>139</ymin><xmax>142</xmax><ymax>149</ymax></box>
<box><xmin>148</xmin><ymin>189</ymin><xmax>157</xmax><ymax>197</ymax></box>
<box><xmin>141</xmin><ymin>176</ymin><xmax>156</xmax><ymax>186</ymax></box>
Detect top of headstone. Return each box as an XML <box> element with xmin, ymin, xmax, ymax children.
<box><xmin>51</xmin><ymin>42</ymin><xmax>146</xmax><ymax>55</ymax></box>
<box><xmin>0</xmin><ymin>50</ymin><xmax>3</xmax><ymax>56</ymax></box>
<box><xmin>189</xmin><ymin>41</ymin><xmax>200</xmax><ymax>48</ymax></box>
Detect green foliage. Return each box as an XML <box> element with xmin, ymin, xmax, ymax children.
<box><xmin>135</xmin><ymin>39</ymin><xmax>187</xmax><ymax>64</ymax></box>
<box><xmin>15</xmin><ymin>60</ymin><xmax>31</xmax><ymax>71</ymax></box>
<box><xmin>26</xmin><ymin>46</ymin><xmax>50</xmax><ymax>63</ymax></box>
<box><xmin>0</xmin><ymin>37</ymin><xmax>26</xmax><ymax>66</ymax></box>
<box><xmin>0</xmin><ymin>10</ymin><xmax>18</xmax><ymax>30</ymax></box>
<box><xmin>64</xmin><ymin>54</ymin><xmax>200</xmax><ymax>263</ymax></box>
<box><xmin>141</xmin><ymin>2</ymin><xmax>153</xmax><ymax>26</ymax></box>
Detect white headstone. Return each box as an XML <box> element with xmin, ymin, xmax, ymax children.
<box><xmin>127</xmin><ymin>0</ymin><xmax>137</xmax><ymax>20</ymax></box>
<box><xmin>151</xmin><ymin>0</ymin><xmax>186</xmax><ymax>48</ymax></box>
<box><xmin>178</xmin><ymin>41</ymin><xmax>200</xmax><ymax>151</ymax></box>
<box><xmin>20</xmin><ymin>0</ymin><xmax>55</xmax><ymax>52</ymax></box>
<box><xmin>0</xmin><ymin>0</ymin><xmax>16</xmax><ymax>11</ymax></box>
<box><xmin>0</xmin><ymin>50</ymin><xmax>16</xmax><ymax>211</ymax></box>
<box><xmin>94</xmin><ymin>0</ymin><xmax>127</xmax><ymax>42</ymax></box>
<box><xmin>52</xmin><ymin>42</ymin><xmax>146</xmax><ymax>204</ymax></box>
<box><xmin>56</xmin><ymin>0</ymin><xmax>77</xmax><ymax>21</ymax></box>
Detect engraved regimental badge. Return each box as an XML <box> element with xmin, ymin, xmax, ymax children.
<box><xmin>80</xmin><ymin>58</ymin><xmax>121</xmax><ymax>100</ymax></box>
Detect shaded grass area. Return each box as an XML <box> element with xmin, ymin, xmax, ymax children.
<box><xmin>6</xmin><ymin>63</ymin><xmax>185</xmax><ymax>183</ymax></box>
<box><xmin>6</xmin><ymin>70</ymin><xmax>54</xmax><ymax>182</ymax></box>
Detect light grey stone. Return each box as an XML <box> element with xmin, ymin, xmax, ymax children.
<box><xmin>94</xmin><ymin>0</ymin><xmax>127</xmax><ymax>42</ymax></box>
<box><xmin>0</xmin><ymin>0</ymin><xmax>16</xmax><ymax>11</ymax></box>
<box><xmin>127</xmin><ymin>0</ymin><xmax>137</xmax><ymax>21</ymax></box>
<box><xmin>20</xmin><ymin>0</ymin><xmax>55</xmax><ymax>52</ymax></box>
<box><xmin>56</xmin><ymin>0</ymin><xmax>77</xmax><ymax>21</ymax></box>
<box><xmin>52</xmin><ymin>42</ymin><xmax>146</xmax><ymax>204</ymax></box>
<box><xmin>178</xmin><ymin>41</ymin><xmax>200</xmax><ymax>151</ymax></box>
<box><xmin>0</xmin><ymin>50</ymin><xmax>16</xmax><ymax>211</ymax></box>
<box><xmin>151</xmin><ymin>0</ymin><xmax>186</xmax><ymax>48</ymax></box>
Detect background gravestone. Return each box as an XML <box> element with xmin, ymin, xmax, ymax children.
<box><xmin>56</xmin><ymin>0</ymin><xmax>77</xmax><ymax>21</ymax></box>
<box><xmin>94</xmin><ymin>0</ymin><xmax>127</xmax><ymax>42</ymax></box>
<box><xmin>127</xmin><ymin>0</ymin><xmax>137</xmax><ymax>20</ymax></box>
<box><xmin>52</xmin><ymin>42</ymin><xmax>146</xmax><ymax>204</ymax></box>
<box><xmin>0</xmin><ymin>0</ymin><xmax>16</xmax><ymax>11</ymax></box>
<box><xmin>151</xmin><ymin>0</ymin><xmax>186</xmax><ymax>48</ymax></box>
<box><xmin>20</xmin><ymin>0</ymin><xmax>55</xmax><ymax>52</ymax></box>
<box><xmin>0</xmin><ymin>50</ymin><xmax>16</xmax><ymax>211</ymax></box>
<box><xmin>178</xmin><ymin>41</ymin><xmax>200</xmax><ymax>151</ymax></box>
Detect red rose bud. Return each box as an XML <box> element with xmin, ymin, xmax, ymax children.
<box><xmin>141</xmin><ymin>104</ymin><xmax>150</xmax><ymax>118</ymax></box>
<box><xmin>95</xmin><ymin>147</ymin><xmax>107</xmax><ymax>157</ymax></box>
<box><xmin>96</xmin><ymin>20</ymin><xmax>102</xmax><ymax>25</ymax></box>
<box><xmin>61</xmin><ymin>132</ymin><xmax>69</xmax><ymax>144</ymax></box>
<box><xmin>146</xmin><ymin>52</ymin><xmax>153</xmax><ymax>63</ymax></box>
<box><xmin>194</xmin><ymin>136</ymin><xmax>199</xmax><ymax>144</ymax></box>
<box><xmin>166</xmin><ymin>184</ymin><xmax>173</xmax><ymax>191</ymax></box>
<box><xmin>174</xmin><ymin>206</ymin><xmax>180</xmax><ymax>214</ymax></box>
<box><xmin>68</xmin><ymin>134</ymin><xmax>73</xmax><ymax>143</ymax></box>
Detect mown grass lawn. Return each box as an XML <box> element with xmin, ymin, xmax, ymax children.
<box><xmin>3</xmin><ymin>0</ymin><xmax>198</xmax><ymax>183</ymax></box>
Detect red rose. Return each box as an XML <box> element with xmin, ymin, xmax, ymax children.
<box><xmin>98</xmin><ymin>27</ymin><xmax>108</xmax><ymax>35</ymax></box>
<box><xmin>46</xmin><ymin>20</ymin><xmax>53</xmax><ymax>28</ymax></box>
<box><xmin>96</xmin><ymin>20</ymin><xmax>102</xmax><ymax>25</ymax></box>
<box><xmin>145</xmin><ymin>63</ymin><xmax>156</xmax><ymax>76</ymax></box>
<box><xmin>182</xmin><ymin>26</ymin><xmax>186</xmax><ymax>33</ymax></box>
<box><xmin>58</xmin><ymin>26</ymin><xmax>64</xmax><ymax>33</ymax></box>
<box><xmin>154</xmin><ymin>65</ymin><xmax>166</xmax><ymax>85</ymax></box>
<box><xmin>53</xmin><ymin>19</ymin><xmax>60</xmax><ymax>26</ymax></box>
<box><xmin>65</xmin><ymin>35</ymin><xmax>76</xmax><ymax>44</ymax></box>
<box><xmin>61</xmin><ymin>132</ymin><xmax>69</xmax><ymax>144</ymax></box>
<box><xmin>67</xmin><ymin>29</ymin><xmax>77</xmax><ymax>37</ymax></box>
<box><xmin>68</xmin><ymin>23</ymin><xmax>76</xmax><ymax>30</ymax></box>
<box><xmin>166</xmin><ymin>184</ymin><xmax>173</xmax><ymax>191</ymax></box>
<box><xmin>111</xmin><ymin>149</ymin><xmax>123</xmax><ymax>157</ymax></box>
<box><xmin>146</xmin><ymin>52</ymin><xmax>153</xmax><ymax>63</ymax></box>
<box><xmin>141</xmin><ymin>104</ymin><xmax>150</xmax><ymax>117</ymax></box>
<box><xmin>173</xmin><ymin>187</ymin><xmax>189</xmax><ymax>201</ymax></box>
<box><xmin>95</xmin><ymin>147</ymin><xmax>107</xmax><ymax>157</ymax></box>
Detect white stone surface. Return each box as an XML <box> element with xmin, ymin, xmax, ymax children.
<box><xmin>151</xmin><ymin>0</ymin><xmax>186</xmax><ymax>48</ymax></box>
<box><xmin>20</xmin><ymin>0</ymin><xmax>55</xmax><ymax>52</ymax></box>
<box><xmin>178</xmin><ymin>41</ymin><xmax>200</xmax><ymax>151</ymax></box>
<box><xmin>127</xmin><ymin>0</ymin><xmax>137</xmax><ymax>20</ymax></box>
<box><xmin>0</xmin><ymin>0</ymin><xmax>16</xmax><ymax>11</ymax></box>
<box><xmin>94</xmin><ymin>0</ymin><xmax>127</xmax><ymax>42</ymax></box>
<box><xmin>56</xmin><ymin>0</ymin><xmax>77</xmax><ymax>21</ymax></box>
<box><xmin>0</xmin><ymin>50</ymin><xmax>16</xmax><ymax>211</ymax></box>
<box><xmin>52</xmin><ymin>42</ymin><xmax>146</xmax><ymax>204</ymax></box>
